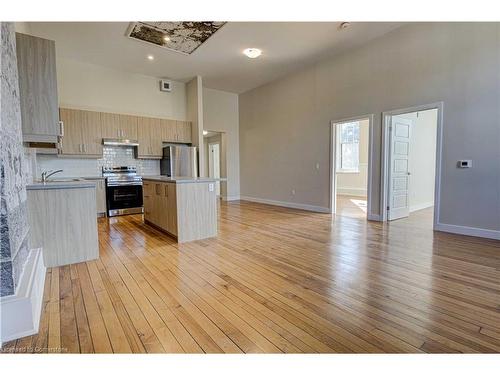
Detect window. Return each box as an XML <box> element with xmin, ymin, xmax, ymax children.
<box><xmin>336</xmin><ymin>122</ymin><xmax>360</xmax><ymax>172</ymax></box>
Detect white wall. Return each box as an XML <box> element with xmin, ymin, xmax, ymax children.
<box><xmin>240</xmin><ymin>23</ymin><xmax>500</xmax><ymax>234</ymax></box>
<box><xmin>57</xmin><ymin>58</ymin><xmax>186</xmax><ymax>119</ymax></box>
<box><xmin>35</xmin><ymin>58</ymin><xmax>186</xmax><ymax>177</ymax></box>
<box><xmin>203</xmin><ymin>88</ymin><xmax>240</xmax><ymax>200</ymax></box>
<box><xmin>336</xmin><ymin>119</ymin><xmax>369</xmax><ymax>197</ymax></box>
<box><xmin>394</xmin><ymin>109</ymin><xmax>438</xmax><ymax>212</ymax></box>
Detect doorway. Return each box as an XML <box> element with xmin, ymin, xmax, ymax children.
<box><xmin>330</xmin><ymin>115</ymin><xmax>374</xmax><ymax>219</ymax></box>
<box><xmin>203</xmin><ymin>130</ymin><xmax>226</xmax><ymax>199</ymax></box>
<box><xmin>208</xmin><ymin>142</ymin><xmax>221</xmax><ymax>196</ymax></box>
<box><xmin>381</xmin><ymin>103</ymin><xmax>443</xmax><ymax>227</ymax></box>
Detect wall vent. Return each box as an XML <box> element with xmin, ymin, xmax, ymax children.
<box><xmin>160</xmin><ymin>80</ymin><xmax>172</xmax><ymax>92</ymax></box>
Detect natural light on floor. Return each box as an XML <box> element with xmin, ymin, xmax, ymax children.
<box><xmin>350</xmin><ymin>199</ymin><xmax>368</xmax><ymax>213</ymax></box>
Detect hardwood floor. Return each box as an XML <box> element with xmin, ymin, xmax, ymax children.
<box><xmin>2</xmin><ymin>201</ymin><xmax>500</xmax><ymax>353</ymax></box>
<box><xmin>336</xmin><ymin>195</ymin><xmax>368</xmax><ymax>219</ymax></box>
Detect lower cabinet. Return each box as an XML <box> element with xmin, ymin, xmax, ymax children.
<box><xmin>85</xmin><ymin>178</ymin><xmax>107</xmax><ymax>216</ymax></box>
<box><xmin>143</xmin><ymin>181</ymin><xmax>178</xmax><ymax>237</ymax></box>
<box><xmin>143</xmin><ymin>179</ymin><xmax>217</xmax><ymax>243</ymax></box>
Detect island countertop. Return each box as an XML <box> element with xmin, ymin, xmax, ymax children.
<box><xmin>142</xmin><ymin>176</ymin><xmax>219</xmax><ymax>184</ymax></box>
<box><xmin>26</xmin><ymin>179</ymin><xmax>97</xmax><ymax>190</ymax></box>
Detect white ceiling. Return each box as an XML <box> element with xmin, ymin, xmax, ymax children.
<box><xmin>27</xmin><ymin>22</ymin><xmax>403</xmax><ymax>93</ymax></box>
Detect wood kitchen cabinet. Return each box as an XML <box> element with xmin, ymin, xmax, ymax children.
<box><xmin>144</xmin><ymin>181</ymin><xmax>178</xmax><ymax>237</ymax></box>
<box><xmin>59</xmin><ymin>108</ymin><xmax>103</xmax><ymax>157</ymax></box>
<box><xmin>176</xmin><ymin>121</ymin><xmax>192</xmax><ymax>143</ymax></box>
<box><xmin>85</xmin><ymin>178</ymin><xmax>107</xmax><ymax>216</ymax></box>
<box><xmin>101</xmin><ymin>112</ymin><xmax>138</xmax><ymax>140</ymax></box>
<box><xmin>143</xmin><ymin>181</ymin><xmax>153</xmax><ymax>219</ymax></box>
<box><xmin>160</xmin><ymin>119</ymin><xmax>177</xmax><ymax>142</ymax></box>
<box><xmin>143</xmin><ymin>178</ymin><xmax>216</xmax><ymax>242</ymax></box>
<box><xmin>16</xmin><ymin>33</ymin><xmax>61</xmax><ymax>143</ymax></box>
<box><xmin>137</xmin><ymin>116</ymin><xmax>163</xmax><ymax>159</ymax></box>
<box><xmin>160</xmin><ymin>119</ymin><xmax>192</xmax><ymax>144</ymax></box>
<box><xmin>166</xmin><ymin>183</ymin><xmax>177</xmax><ymax>235</ymax></box>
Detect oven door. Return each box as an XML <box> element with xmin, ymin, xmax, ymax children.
<box><xmin>106</xmin><ymin>183</ymin><xmax>143</xmax><ymax>216</ymax></box>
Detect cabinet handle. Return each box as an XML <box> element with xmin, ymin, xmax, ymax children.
<box><xmin>83</xmin><ymin>144</ymin><xmax>86</xmax><ymax>153</ymax></box>
<box><xmin>79</xmin><ymin>144</ymin><xmax>82</xmax><ymax>152</ymax></box>
<box><xmin>59</xmin><ymin>121</ymin><xmax>64</xmax><ymax>137</ymax></box>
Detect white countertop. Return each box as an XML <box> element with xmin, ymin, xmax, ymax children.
<box><xmin>27</xmin><ymin>179</ymin><xmax>97</xmax><ymax>190</ymax></box>
<box><xmin>142</xmin><ymin>176</ymin><xmax>219</xmax><ymax>184</ymax></box>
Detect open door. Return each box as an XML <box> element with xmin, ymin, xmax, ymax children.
<box><xmin>388</xmin><ymin>116</ymin><xmax>412</xmax><ymax>220</ymax></box>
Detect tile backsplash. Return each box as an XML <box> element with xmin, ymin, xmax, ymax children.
<box><xmin>36</xmin><ymin>146</ymin><xmax>160</xmax><ymax>179</ymax></box>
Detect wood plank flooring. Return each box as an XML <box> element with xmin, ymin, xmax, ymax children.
<box><xmin>2</xmin><ymin>201</ymin><xmax>500</xmax><ymax>353</ymax></box>
<box><xmin>336</xmin><ymin>195</ymin><xmax>368</xmax><ymax>219</ymax></box>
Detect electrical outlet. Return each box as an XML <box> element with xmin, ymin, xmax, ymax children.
<box><xmin>208</xmin><ymin>183</ymin><xmax>214</xmax><ymax>192</ymax></box>
<box><xmin>315</xmin><ymin>162</ymin><xmax>320</xmax><ymax>170</ymax></box>
<box><xmin>291</xmin><ymin>189</ymin><xmax>296</xmax><ymax>195</ymax></box>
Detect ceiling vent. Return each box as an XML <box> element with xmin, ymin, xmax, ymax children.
<box><xmin>126</xmin><ymin>22</ymin><xmax>226</xmax><ymax>55</ymax></box>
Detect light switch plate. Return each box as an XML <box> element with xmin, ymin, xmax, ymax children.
<box><xmin>209</xmin><ymin>183</ymin><xmax>214</xmax><ymax>192</ymax></box>
<box><xmin>457</xmin><ymin>160</ymin><xmax>472</xmax><ymax>168</ymax></box>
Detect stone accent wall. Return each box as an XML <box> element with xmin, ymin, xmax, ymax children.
<box><xmin>0</xmin><ymin>22</ymin><xmax>31</xmax><ymax>297</ymax></box>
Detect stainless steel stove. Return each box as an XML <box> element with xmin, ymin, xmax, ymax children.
<box><xmin>103</xmin><ymin>166</ymin><xmax>143</xmax><ymax>217</ymax></box>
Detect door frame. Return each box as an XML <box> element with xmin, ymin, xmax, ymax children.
<box><xmin>208</xmin><ymin>141</ymin><xmax>221</xmax><ymax>196</ymax></box>
<box><xmin>381</xmin><ymin>101</ymin><xmax>444</xmax><ymax>228</ymax></box>
<box><xmin>329</xmin><ymin>114</ymin><xmax>375</xmax><ymax>219</ymax></box>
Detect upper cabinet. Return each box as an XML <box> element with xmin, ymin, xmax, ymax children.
<box><xmin>176</xmin><ymin>121</ymin><xmax>192</xmax><ymax>143</ymax></box>
<box><xmin>161</xmin><ymin>119</ymin><xmax>192</xmax><ymax>143</ymax></box>
<box><xmin>59</xmin><ymin>108</ymin><xmax>102</xmax><ymax>157</ymax></box>
<box><xmin>137</xmin><ymin>117</ymin><xmax>163</xmax><ymax>159</ymax></box>
<box><xmin>57</xmin><ymin>108</ymin><xmax>191</xmax><ymax>159</ymax></box>
<box><xmin>101</xmin><ymin>112</ymin><xmax>138</xmax><ymax>140</ymax></box>
<box><xmin>16</xmin><ymin>33</ymin><xmax>61</xmax><ymax>143</ymax></box>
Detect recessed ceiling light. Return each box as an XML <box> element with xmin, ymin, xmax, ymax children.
<box><xmin>203</xmin><ymin>130</ymin><xmax>208</xmax><ymax>135</ymax></box>
<box><xmin>243</xmin><ymin>48</ymin><xmax>262</xmax><ymax>59</ymax></box>
<box><xmin>147</xmin><ymin>54</ymin><xmax>154</xmax><ymax>61</ymax></box>
<box><xmin>163</xmin><ymin>35</ymin><xmax>171</xmax><ymax>42</ymax></box>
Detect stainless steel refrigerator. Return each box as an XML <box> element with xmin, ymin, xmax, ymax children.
<box><xmin>160</xmin><ymin>145</ymin><xmax>198</xmax><ymax>178</ymax></box>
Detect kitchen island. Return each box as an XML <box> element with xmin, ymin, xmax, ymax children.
<box><xmin>26</xmin><ymin>179</ymin><xmax>99</xmax><ymax>267</ymax></box>
<box><xmin>142</xmin><ymin>176</ymin><xmax>218</xmax><ymax>243</ymax></box>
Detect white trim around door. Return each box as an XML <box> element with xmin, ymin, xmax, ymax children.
<box><xmin>329</xmin><ymin>114</ymin><xmax>376</xmax><ymax>220</ymax></box>
<box><xmin>381</xmin><ymin>102</ymin><xmax>444</xmax><ymax>229</ymax></box>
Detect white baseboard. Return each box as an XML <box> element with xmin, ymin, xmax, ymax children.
<box><xmin>410</xmin><ymin>201</ymin><xmax>434</xmax><ymax>213</ymax></box>
<box><xmin>222</xmin><ymin>195</ymin><xmax>240</xmax><ymax>202</ymax></box>
<box><xmin>240</xmin><ymin>196</ymin><xmax>330</xmax><ymax>213</ymax></box>
<box><xmin>336</xmin><ymin>188</ymin><xmax>367</xmax><ymax>197</ymax></box>
<box><xmin>0</xmin><ymin>248</ymin><xmax>46</xmax><ymax>347</ymax></box>
<box><xmin>435</xmin><ymin>223</ymin><xmax>500</xmax><ymax>240</ymax></box>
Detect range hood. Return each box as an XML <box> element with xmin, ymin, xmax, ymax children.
<box><xmin>102</xmin><ymin>138</ymin><xmax>139</xmax><ymax>147</ymax></box>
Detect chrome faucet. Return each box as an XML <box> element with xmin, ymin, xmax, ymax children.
<box><xmin>41</xmin><ymin>169</ymin><xmax>63</xmax><ymax>183</ymax></box>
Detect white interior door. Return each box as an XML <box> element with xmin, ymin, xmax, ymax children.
<box><xmin>208</xmin><ymin>143</ymin><xmax>221</xmax><ymax>195</ymax></box>
<box><xmin>388</xmin><ymin>116</ymin><xmax>412</xmax><ymax>220</ymax></box>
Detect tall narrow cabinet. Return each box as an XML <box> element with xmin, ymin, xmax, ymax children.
<box><xmin>16</xmin><ymin>33</ymin><xmax>60</xmax><ymax>143</ymax></box>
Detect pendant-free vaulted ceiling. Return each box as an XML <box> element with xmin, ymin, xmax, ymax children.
<box><xmin>26</xmin><ymin>22</ymin><xmax>403</xmax><ymax>93</ymax></box>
